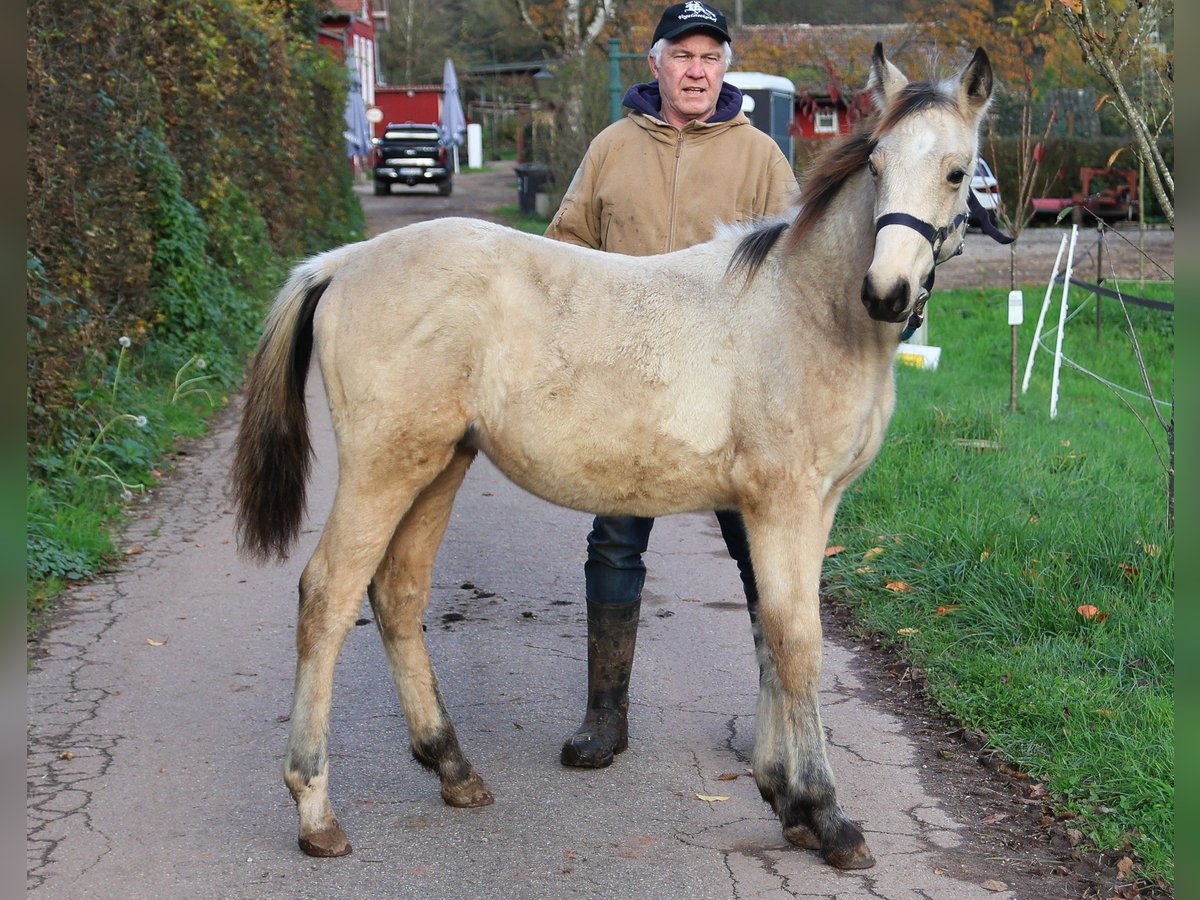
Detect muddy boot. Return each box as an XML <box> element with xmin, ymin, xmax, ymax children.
<box><xmin>561</xmin><ymin>601</ymin><xmax>640</xmax><ymax>768</ymax></box>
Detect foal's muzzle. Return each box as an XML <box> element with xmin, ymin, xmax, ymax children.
<box><xmin>860</xmin><ymin>276</ymin><xmax>916</xmax><ymax>323</ymax></box>
<box><xmin>861</xmin><ymin>208</ymin><xmax>967</xmax><ymax>324</ymax></box>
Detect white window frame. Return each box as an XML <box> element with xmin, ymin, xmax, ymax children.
<box><xmin>814</xmin><ymin>107</ymin><xmax>838</xmax><ymax>134</ymax></box>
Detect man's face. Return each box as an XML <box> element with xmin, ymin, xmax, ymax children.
<box><xmin>649</xmin><ymin>32</ymin><xmax>728</xmax><ymax>129</ymax></box>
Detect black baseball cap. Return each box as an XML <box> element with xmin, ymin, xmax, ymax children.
<box><xmin>651</xmin><ymin>2</ymin><xmax>732</xmax><ymax>45</ymax></box>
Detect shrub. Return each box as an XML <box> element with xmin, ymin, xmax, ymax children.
<box><xmin>26</xmin><ymin>0</ymin><xmax>364</xmax><ymax>602</ymax></box>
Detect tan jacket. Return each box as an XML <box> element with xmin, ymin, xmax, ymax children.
<box><xmin>545</xmin><ymin>109</ymin><xmax>797</xmax><ymax>256</ymax></box>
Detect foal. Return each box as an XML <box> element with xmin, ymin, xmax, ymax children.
<box><xmin>234</xmin><ymin>44</ymin><xmax>993</xmax><ymax>868</ymax></box>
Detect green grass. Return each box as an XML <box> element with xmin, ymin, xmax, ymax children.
<box><xmin>492</xmin><ymin>202</ymin><xmax>550</xmax><ymax>235</ymax></box>
<box><xmin>27</xmin><ymin>341</ymin><xmax>242</xmax><ymax>632</ymax></box>
<box><xmin>825</xmin><ymin>281</ymin><xmax>1174</xmax><ymax>886</ymax></box>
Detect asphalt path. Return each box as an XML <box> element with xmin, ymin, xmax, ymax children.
<box><xmin>28</xmin><ymin>162</ymin><xmax>1158</xmax><ymax>899</ymax></box>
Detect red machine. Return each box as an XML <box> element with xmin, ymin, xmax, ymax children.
<box><xmin>1032</xmin><ymin>167</ymin><xmax>1139</xmax><ymax>221</ymax></box>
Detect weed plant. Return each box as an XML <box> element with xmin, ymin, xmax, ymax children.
<box><xmin>825</xmin><ymin>282</ymin><xmax>1174</xmax><ymax>885</ymax></box>
<box><xmin>27</xmin><ymin>332</ymin><xmax>251</xmax><ymax>630</ymax></box>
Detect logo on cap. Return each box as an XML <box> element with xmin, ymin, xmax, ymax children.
<box><xmin>679</xmin><ymin>1</ymin><xmax>718</xmax><ymax>23</ymax></box>
<box><xmin>652</xmin><ymin>1</ymin><xmax>730</xmax><ymax>44</ymax></box>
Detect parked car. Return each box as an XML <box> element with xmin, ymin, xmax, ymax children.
<box><xmin>373</xmin><ymin>123</ymin><xmax>452</xmax><ymax>196</ymax></box>
<box><xmin>969</xmin><ymin>158</ymin><xmax>1002</xmax><ymax>227</ymax></box>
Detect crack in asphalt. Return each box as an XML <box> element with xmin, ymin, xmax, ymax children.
<box><xmin>27</xmin><ymin>592</ymin><xmax>122</xmax><ymax>890</ymax></box>
<box><xmin>722</xmin><ymin>714</ymin><xmax>752</xmax><ymax>765</ymax></box>
<box><xmin>27</xmin><ymin>431</ymin><xmax>230</xmax><ymax>893</ymax></box>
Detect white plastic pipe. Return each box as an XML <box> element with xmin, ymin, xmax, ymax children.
<box><xmin>467</xmin><ymin>123</ymin><xmax>483</xmax><ymax>169</ymax></box>
<box><xmin>1021</xmin><ymin>232</ymin><xmax>1069</xmax><ymax>394</ymax></box>
<box><xmin>1049</xmin><ymin>225</ymin><xmax>1079</xmax><ymax>419</ymax></box>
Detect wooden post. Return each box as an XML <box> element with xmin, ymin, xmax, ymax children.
<box><xmin>1094</xmin><ymin>221</ymin><xmax>1104</xmax><ymax>343</ymax></box>
<box><xmin>1011</xmin><ymin>324</ymin><xmax>1019</xmax><ymax>411</ymax></box>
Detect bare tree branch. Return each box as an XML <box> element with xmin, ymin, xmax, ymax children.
<box><xmin>1054</xmin><ymin>0</ymin><xmax>1173</xmax><ymax>226</ymax></box>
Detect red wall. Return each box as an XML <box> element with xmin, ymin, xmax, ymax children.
<box><xmin>791</xmin><ymin>110</ymin><xmax>854</xmax><ymax>140</ymax></box>
<box><xmin>373</xmin><ymin>87</ymin><xmax>443</xmax><ymax>139</ymax></box>
<box><xmin>317</xmin><ymin>17</ymin><xmax>375</xmax><ymax>61</ymax></box>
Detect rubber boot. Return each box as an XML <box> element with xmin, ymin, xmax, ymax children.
<box><xmin>560</xmin><ymin>601</ymin><xmax>640</xmax><ymax>768</ymax></box>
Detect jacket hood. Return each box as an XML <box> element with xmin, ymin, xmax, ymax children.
<box><xmin>622</xmin><ymin>80</ymin><xmax>744</xmax><ymax>124</ymax></box>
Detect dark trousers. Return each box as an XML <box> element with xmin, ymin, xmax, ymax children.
<box><xmin>584</xmin><ymin>511</ymin><xmax>759</xmax><ymax>609</ymax></box>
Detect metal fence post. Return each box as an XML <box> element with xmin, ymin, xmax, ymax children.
<box><xmin>609</xmin><ymin>38</ymin><xmax>644</xmax><ymax>123</ymax></box>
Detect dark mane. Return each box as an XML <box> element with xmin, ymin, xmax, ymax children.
<box><xmin>727</xmin><ymin>220</ymin><xmax>789</xmax><ymax>281</ymax></box>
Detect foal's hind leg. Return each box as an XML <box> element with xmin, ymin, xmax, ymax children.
<box><xmin>744</xmin><ymin>497</ymin><xmax>874</xmax><ymax>870</ymax></box>
<box><xmin>367</xmin><ymin>447</ymin><xmax>493</xmax><ymax>809</ymax></box>
<box><xmin>283</xmin><ymin>448</ymin><xmax>456</xmax><ymax>858</ymax></box>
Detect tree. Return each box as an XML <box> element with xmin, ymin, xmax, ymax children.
<box><xmin>510</xmin><ymin>0</ymin><xmax>665</xmax><ymax>191</ymax></box>
<box><xmin>1049</xmin><ymin>0</ymin><xmax>1172</xmax><ymax>227</ymax></box>
<box><xmin>514</xmin><ymin>0</ymin><xmax>618</xmax><ymax>145</ymax></box>
<box><xmin>1050</xmin><ymin>0</ymin><xmax>1173</xmax><ymax>528</ymax></box>
<box><xmin>379</xmin><ymin>0</ymin><xmax>459</xmax><ymax>83</ymax></box>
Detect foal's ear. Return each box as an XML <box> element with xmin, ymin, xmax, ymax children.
<box><xmin>957</xmin><ymin>47</ymin><xmax>994</xmax><ymax>119</ymax></box>
<box><xmin>866</xmin><ymin>42</ymin><xmax>908</xmax><ymax>113</ymax></box>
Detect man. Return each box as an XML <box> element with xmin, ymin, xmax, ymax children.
<box><xmin>545</xmin><ymin>1</ymin><xmax>798</xmax><ymax>769</ymax></box>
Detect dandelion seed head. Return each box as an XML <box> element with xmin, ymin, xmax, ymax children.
<box><xmin>122</xmin><ymin>490</ymin><xmax>134</xmax><ymax>502</ymax></box>
<box><xmin>134</xmin><ymin>415</ymin><xmax>148</xmax><ymax>428</ymax></box>
<box><xmin>118</xmin><ymin>336</ymin><xmax>132</xmax><ymax>348</ymax></box>
<box><xmin>196</xmin><ymin>358</ymin><xmax>207</xmax><ymax>369</ymax></box>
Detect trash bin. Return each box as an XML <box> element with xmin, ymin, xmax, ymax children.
<box><xmin>514</xmin><ymin>162</ymin><xmax>551</xmax><ymax>216</ymax></box>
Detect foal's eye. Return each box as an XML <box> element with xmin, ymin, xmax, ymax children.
<box><xmin>867</xmin><ymin>159</ymin><xmax>879</xmax><ymax>178</ymax></box>
<box><xmin>948</xmin><ymin>169</ymin><xmax>966</xmax><ymax>186</ymax></box>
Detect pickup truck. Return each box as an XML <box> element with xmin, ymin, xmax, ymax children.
<box><xmin>373</xmin><ymin>123</ymin><xmax>453</xmax><ymax>196</ymax></box>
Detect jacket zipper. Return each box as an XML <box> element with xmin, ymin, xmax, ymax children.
<box><xmin>668</xmin><ymin>129</ymin><xmax>684</xmax><ymax>252</ymax></box>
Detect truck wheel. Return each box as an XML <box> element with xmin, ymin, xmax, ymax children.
<box><xmin>374</xmin><ymin>180</ymin><xmax>389</xmax><ymax>196</ymax></box>
<box><xmin>438</xmin><ymin>181</ymin><xmax>452</xmax><ymax>197</ymax></box>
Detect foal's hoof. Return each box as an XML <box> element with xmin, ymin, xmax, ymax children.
<box><xmin>823</xmin><ymin>841</ymin><xmax>876</xmax><ymax>870</ymax></box>
<box><xmin>783</xmin><ymin>823</ymin><xmax>822</xmax><ymax>850</ymax></box>
<box><xmin>441</xmin><ymin>772</ymin><xmax>494</xmax><ymax>808</ymax></box>
<box><xmin>298</xmin><ymin>823</ymin><xmax>352</xmax><ymax>858</ymax></box>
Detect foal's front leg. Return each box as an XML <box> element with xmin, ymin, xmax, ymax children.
<box><xmin>744</xmin><ymin>503</ymin><xmax>875</xmax><ymax>870</ymax></box>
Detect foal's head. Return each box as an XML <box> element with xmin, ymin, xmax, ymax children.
<box><xmin>858</xmin><ymin>45</ymin><xmax>993</xmax><ymax>324</ymax></box>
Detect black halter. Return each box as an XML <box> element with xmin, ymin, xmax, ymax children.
<box><xmin>876</xmin><ymin>190</ymin><xmax>1014</xmax><ymax>340</ymax></box>
<box><xmin>874</xmin><ymin>210</ymin><xmax>968</xmax><ymax>266</ymax></box>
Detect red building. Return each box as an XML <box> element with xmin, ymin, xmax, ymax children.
<box><xmin>371</xmin><ymin>85</ymin><xmax>445</xmax><ymax>140</ymax></box>
<box><xmin>317</xmin><ymin>0</ymin><xmax>384</xmax><ymax>112</ymax></box>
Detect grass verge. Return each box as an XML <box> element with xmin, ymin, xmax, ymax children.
<box><xmin>492</xmin><ymin>202</ymin><xmax>550</xmax><ymax>235</ymax></box>
<box><xmin>824</xmin><ymin>280</ymin><xmax>1174</xmax><ymax>887</ymax></box>
<box><xmin>26</xmin><ymin>337</ymin><xmax>252</xmax><ymax>635</ymax></box>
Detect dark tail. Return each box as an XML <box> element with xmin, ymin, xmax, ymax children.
<box><xmin>232</xmin><ymin>250</ymin><xmax>344</xmax><ymax>562</ymax></box>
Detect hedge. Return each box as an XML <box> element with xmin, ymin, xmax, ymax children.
<box><xmin>26</xmin><ymin>0</ymin><xmax>363</xmax><ymax>450</ymax></box>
